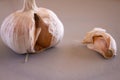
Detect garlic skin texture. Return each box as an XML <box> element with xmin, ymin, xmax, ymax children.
<box><xmin>0</xmin><ymin>0</ymin><xmax>64</xmax><ymax>54</ymax></box>
<box><xmin>82</xmin><ymin>28</ymin><xmax>117</xmax><ymax>59</ymax></box>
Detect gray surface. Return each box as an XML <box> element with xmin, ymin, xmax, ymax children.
<box><xmin>0</xmin><ymin>0</ymin><xmax>120</xmax><ymax>80</ymax></box>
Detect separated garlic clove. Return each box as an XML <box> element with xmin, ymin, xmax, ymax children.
<box><xmin>82</xmin><ymin>28</ymin><xmax>117</xmax><ymax>59</ymax></box>
<box><xmin>0</xmin><ymin>0</ymin><xmax>64</xmax><ymax>54</ymax></box>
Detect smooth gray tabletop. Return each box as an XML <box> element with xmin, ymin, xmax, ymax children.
<box><xmin>0</xmin><ymin>0</ymin><xmax>120</xmax><ymax>80</ymax></box>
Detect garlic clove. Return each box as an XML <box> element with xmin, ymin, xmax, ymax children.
<box><xmin>82</xmin><ymin>28</ymin><xmax>117</xmax><ymax>59</ymax></box>
<box><xmin>32</xmin><ymin>13</ymin><xmax>53</xmax><ymax>52</ymax></box>
<box><xmin>0</xmin><ymin>0</ymin><xmax>64</xmax><ymax>54</ymax></box>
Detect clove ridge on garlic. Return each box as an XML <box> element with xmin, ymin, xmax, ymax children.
<box><xmin>82</xmin><ymin>28</ymin><xmax>117</xmax><ymax>59</ymax></box>
<box><xmin>0</xmin><ymin>0</ymin><xmax>64</xmax><ymax>54</ymax></box>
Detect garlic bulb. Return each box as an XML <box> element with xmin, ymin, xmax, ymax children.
<box><xmin>82</xmin><ymin>28</ymin><xmax>117</xmax><ymax>59</ymax></box>
<box><xmin>0</xmin><ymin>0</ymin><xmax>64</xmax><ymax>54</ymax></box>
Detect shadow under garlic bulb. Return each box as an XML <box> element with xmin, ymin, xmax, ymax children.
<box><xmin>82</xmin><ymin>28</ymin><xmax>117</xmax><ymax>59</ymax></box>
<box><xmin>0</xmin><ymin>0</ymin><xmax>64</xmax><ymax>54</ymax></box>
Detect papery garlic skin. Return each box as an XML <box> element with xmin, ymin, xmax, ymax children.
<box><xmin>82</xmin><ymin>28</ymin><xmax>117</xmax><ymax>59</ymax></box>
<box><xmin>0</xmin><ymin>0</ymin><xmax>64</xmax><ymax>54</ymax></box>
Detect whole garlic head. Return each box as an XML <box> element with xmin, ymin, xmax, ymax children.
<box><xmin>0</xmin><ymin>0</ymin><xmax>64</xmax><ymax>54</ymax></box>
<box><xmin>82</xmin><ymin>28</ymin><xmax>117</xmax><ymax>59</ymax></box>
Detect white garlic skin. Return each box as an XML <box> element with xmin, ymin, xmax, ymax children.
<box><xmin>0</xmin><ymin>0</ymin><xmax>64</xmax><ymax>54</ymax></box>
<box><xmin>82</xmin><ymin>28</ymin><xmax>117</xmax><ymax>59</ymax></box>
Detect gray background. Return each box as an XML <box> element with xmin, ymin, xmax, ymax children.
<box><xmin>0</xmin><ymin>0</ymin><xmax>120</xmax><ymax>80</ymax></box>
